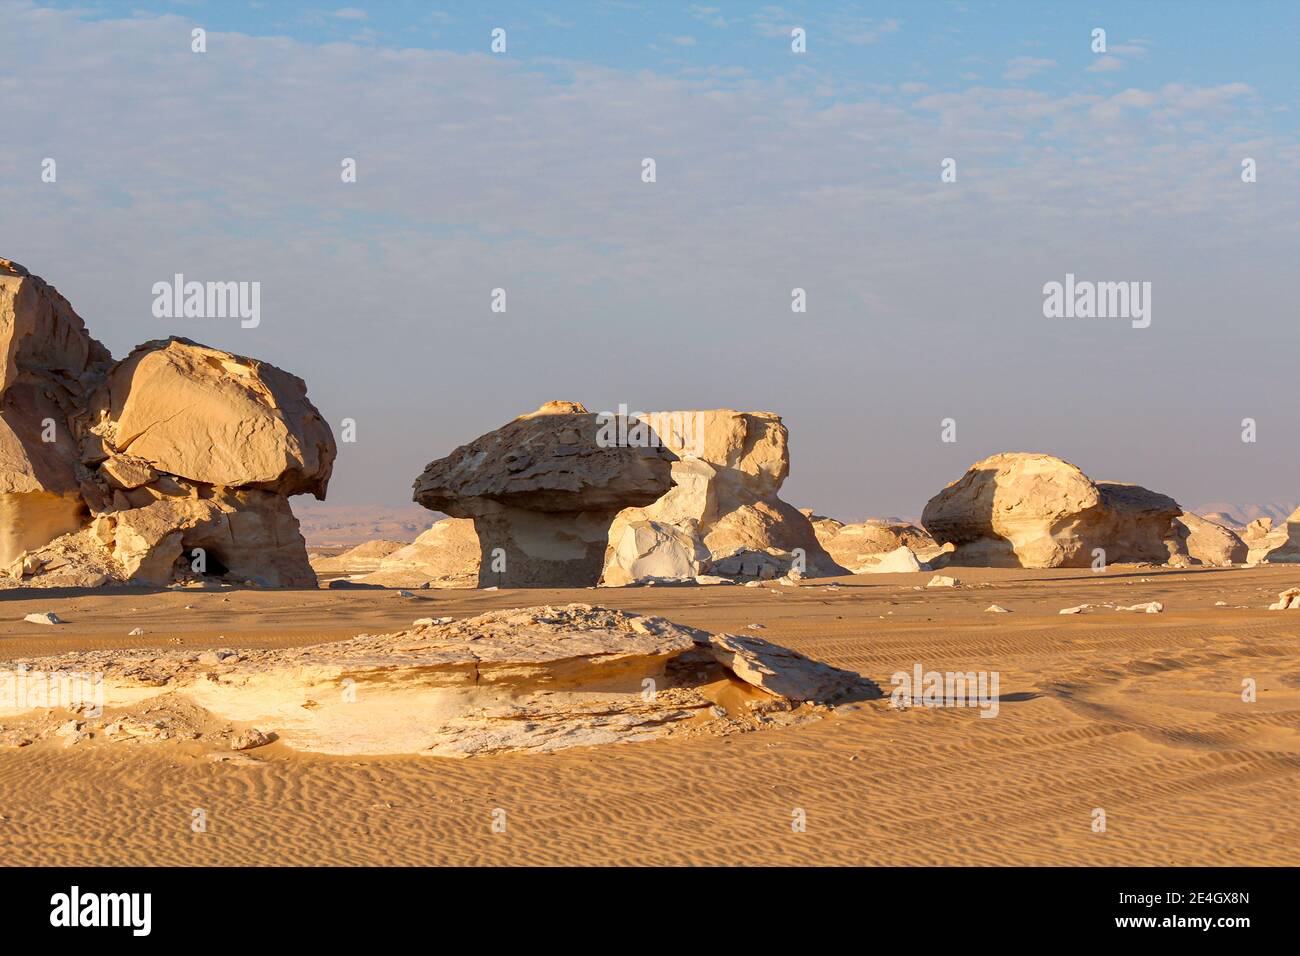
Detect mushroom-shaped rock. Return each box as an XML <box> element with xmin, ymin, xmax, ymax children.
<box><xmin>412</xmin><ymin>403</ymin><xmax>676</xmax><ymax>586</ymax></box>
<box><xmin>921</xmin><ymin>452</ymin><xmax>1182</xmax><ymax>568</ymax></box>
<box><xmin>83</xmin><ymin>337</ymin><xmax>335</xmax><ymax>498</ymax></box>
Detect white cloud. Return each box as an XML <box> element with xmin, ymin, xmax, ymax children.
<box><xmin>331</xmin><ymin>7</ymin><xmax>368</xmax><ymax>21</ymax></box>
<box><xmin>1087</xmin><ymin>55</ymin><xmax>1125</xmax><ymax>73</ymax></box>
<box><xmin>0</xmin><ymin>4</ymin><xmax>1290</xmax><ymax>517</ymax></box>
<box><xmin>1002</xmin><ymin>56</ymin><xmax>1056</xmax><ymax>81</ymax></box>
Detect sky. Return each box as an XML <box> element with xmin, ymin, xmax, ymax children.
<box><xmin>1</xmin><ymin>0</ymin><xmax>1297</xmax><ymax>522</ymax></box>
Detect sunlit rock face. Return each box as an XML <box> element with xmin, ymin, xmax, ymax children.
<box><xmin>600</xmin><ymin>409</ymin><xmax>845</xmax><ymax>586</ymax></box>
<box><xmin>922</xmin><ymin>452</ymin><xmax>1183</xmax><ymax>569</ymax></box>
<box><xmin>413</xmin><ymin>402</ymin><xmax>676</xmax><ymax>587</ymax></box>
<box><xmin>0</xmin><ymin>258</ymin><xmax>335</xmax><ymax>587</ymax></box>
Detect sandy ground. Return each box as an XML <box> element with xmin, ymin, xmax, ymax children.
<box><xmin>1</xmin><ymin>564</ymin><xmax>1298</xmax><ymax>866</ymax></box>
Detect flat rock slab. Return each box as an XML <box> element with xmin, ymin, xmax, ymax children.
<box><xmin>4</xmin><ymin>604</ymin><xmax>875</xmax><ymax>757</ymax></box>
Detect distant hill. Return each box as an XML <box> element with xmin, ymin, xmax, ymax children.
<box><xmin>1193</xmin><ymin>501</ymin><xmax>1299</xmax><ymax>528</ymax></box>
<box><xmin>290</xmin><ymin>501</ymin><xmax>431</xmax><ymax>547</ymax></box>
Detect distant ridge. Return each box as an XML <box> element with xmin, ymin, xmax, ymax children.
<box><xmin>1193</xmin><ymin>501</ymin><xmax>1299</xmax><ymax>528</ymax></box>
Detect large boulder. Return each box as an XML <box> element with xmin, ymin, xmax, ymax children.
<box><xmin>806</xmin><ymin>511</ymin><xmax>942</xmax><ymax>572</ymax></box>
<box><xmin>921</xmin><ymin>452</ymin><xmax>1182</xmax><ymax>568</ymax></box>
<box><xmin>81</xmin><ymin>337</ymin><xmax>334</xmax><ymax>498</ymax></box>
<box><xmin>412</xmin><ymin>402</ymin><xmax>675</xmax><ymax>586</ymax></box>
<box><xmin>600</xmin><ymin>410</ymin><xmax>845</xmax><ymax>584</ymax></box>
<box><xmin>1247</xmin><ymin>507</ymin><xmax>1300</xmax><ymax>564</ymax></box>
<box><xmin>0</xmin><ymin>259</ymin><xmax>335</xmax><ymax>587</ymax></box>
<box><xmin>0</xmin><ymin>259</ymin><xmax>111</xmax><ymax>565</ymax></box>
<box><xmin>1170</xmin><ymin>512</ymin><xmax>1247</xmax><ymax>566</ymax></box>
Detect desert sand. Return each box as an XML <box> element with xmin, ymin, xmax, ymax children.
<box><xmin>3</xmin><ymin>562</ymin><xmax>1297</xmax><ymax>866</ymax></box>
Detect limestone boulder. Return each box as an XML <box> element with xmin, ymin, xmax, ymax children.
<box><xmin>0</xmin><ymin>258</ymin><xmax>111</xmax><ymax>395</ymax></box>
<box><xmin>0</xmin><ymin>259</ymin><xmax>336</xmax><ymax>586</ymax></box>
<box><xmin>412</xmin><ymin>402</ymin><xmax>675</xmax><ymax>586</ymax></box>
<box><xmin>82</xmin><ymin>337</ymin><xmax>335</xmax><ymax>498</ymax></box>
<box><xmin>600</xmin><ymin>410</ymin><xmax>845</xmax><ymax>585</ymax></box>
<box><xmin>1170</xmin><ymin>512</ymin><xmax>1247</xmax><ymax>566</ymax></box>
<box><xmin>0</xmin><ymin>260</ymin><xmax>111</xmax><ymax>565</ymax></box>
<box><xmin>921</xmin><ymin>452</ymin><xmax>1182</xmax><ymax>568</ymax></box>
<box><xmin>108</xmin><ymin>487</ymin><xmax>315</xmax><ymax>587</ymax></box>
<box><xmin>1247</xmin><ymin>507</ymin><xmax>1300</xmax><ymax>565</ymax></box>
<box><xmin>808</xmin><ymin>513</ymin><xmax>940</xmax><ymax>572</ymax></box>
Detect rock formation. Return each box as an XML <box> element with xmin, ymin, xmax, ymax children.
<box><xmin>600</xmin><ymin>410</ymin><xmax>845</xmax><ymax>585</ymax></box>
<box><xmin>6</xmin><ymin>603</ymin><xmax>879</xmax><ymax>756</ymax></box>
<box><xmin>412</xmin><ymin>402</ymin><xmax>675</xmax><ymax>587</ymax></box>
<box><xmin>0</xmin><ymin>259</ymin><xmax>111</xmax><ymax>565</ymax></box>
<box><xmin>1246</xmin><ymin>507</ymin><xmax>1300</xmax><ymax>564</ymax></box>
<box><xmin>1169</xmin><ymin>512</ymin><xmax>1247</xmax><ymax>566</ymax></box>
<box><xmin>806</xmin><ymin>511</ymin><xmax>942</xmax><ymax>572</ymax></box>
<box><xmin>0</xmin><ymin>259</ymin><xmax>335</xmax><ymax>588</ymax></box>
<box><xmin>921</xmin><ymin>452</ymin><xmax>1183</xmax><ymax>568</ymax></box>
<box><xmin>352</xmin><ymin>518</ymin><xmax>482</xmax><ymax>588</ymax></box>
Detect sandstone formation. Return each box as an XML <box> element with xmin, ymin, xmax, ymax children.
<box><xmin>1169</xmin><ymin>512</ymin><xmax>1247</xmax><ymax>567</ymax></box>
<box><xmin>4</xmin><ymin>604</ymin><xmax>879</xmax><ymax>756</ymax></box>
<box><xmin>599</xmin><ymin>410</ymin><xmax>845</xmax><ymax>585</ymax></box>
<box><xmin>412</xmin><ymin>402</ymin><xmax>675</xmax><ymax>587</ymax></box>
<box><xmin>1246</xmin><ymin>507</ymin><xmax>1300</xmax><ymax>564</ymax></box>
<box><xmin>0</xmin><ymin>259</ymin><xmax>335</xmax><ymax>588</ymax></box>
<box><xmin>0</xmin><ymin>259</ymin><xmax>111</xmax><ymax>564</ymax></box>
<box><xmin>921</xmin><ymin>452</ymin><xmax>1183</xmax><ymax>568</ymax></box>
<box><xmin>806</xmin><ymin>511</ymin><xmax>941</xmax><ymax>572</ymax></box>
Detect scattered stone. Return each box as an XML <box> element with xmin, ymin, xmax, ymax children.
<box><xmin>1268</xmin><ymin>588</ymin><xmax>1300</xmax><ymax>610</ymax></box>
<box><xmin>985</xmin><ymin>604</ymin><xmax>1010</xmax><ymax>613</ymax></box>
<box><xmin>231</xmin><ymin>728</ymin><xmax>271</xmax><ymax>751</ymax></box>
<box><xmin>23</xmin><ymin>611</ymin><xmax>63</xmax><ymax>625</ymax></box>
<box><xmin>128</xmin><ymin>627</ymin><xmax>145</xmax><ymax>636</ymax></box>
<box><xmin>1119</xmin><ymin>601</ymin><xmax>1163</xmax><ymax>614</ymax></box>
<box><xmin>926</xmin><ymin>575</ymin><xmax>959</xmax><ymax>588</ymax></box>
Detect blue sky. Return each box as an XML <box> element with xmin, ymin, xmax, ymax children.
<box><xmin>3</xmin><ymin>1</ymin><xmax>1298</xmax><ymax>520</ymax></box>
<box><xmin>41</xmin><ymin>0</ymin><xmax>1300</xmax><ymax>102</ymax></box>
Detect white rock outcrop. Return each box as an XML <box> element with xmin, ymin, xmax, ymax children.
<box><xmin>0</xmin><ymin>259</ymin><xmax>336</xmax><ymax>588</ymax></box>
<box><xmin>922</xmin><ymin>452</ymin><xmax>1183</xmax><ymax>569</ymax></box>
<box><xmin>5</xmin><ymin>604</ymin><xmax>880</xmax><ymax>756</ymax></box>
<box><xmin>600</xmin><ymin>410</ymin><xmax>844</xmax><ymax>585</ymax></box>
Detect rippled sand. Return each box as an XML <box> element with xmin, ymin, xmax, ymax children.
<box><xmin>1</xmin><ymin>564</ymin><xmax>1297</xmax><ymax>865</ymax></box>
